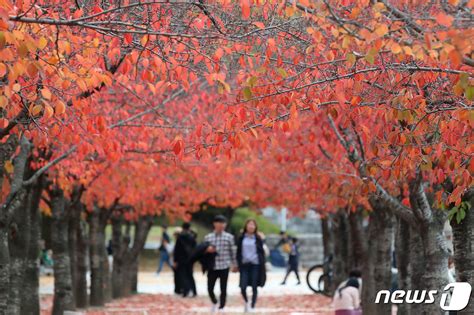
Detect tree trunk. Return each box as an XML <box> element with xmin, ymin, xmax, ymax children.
<box><xmin>68</xmin><ymin>185</ymin><xmax>86</xmax><ymax>308</ymax></box>
<box><xmin>321</xmin><ymin>215</ymin><xmax>334</xmax><ymax>260</ymax></box>
<box><xmin>130</xmin><ymin>259</ymin><xmax>139</xmax><ymax>294</ymax></box>
<box><xmin>405</xmin><ymin>178</ymin><xmax>450</xmax><ymax>315</ymax></box>
<box><xmin>331</xmin><ymin>210</ymin><xmax>349</xmax><ymax>291</ymax></box>
<box><xmin>451</xmin><ymin>187</ymin><xmax>474</xmax><ymax>314</ymax></box>
<box><xmin>75</xmin><ymin>204</ymin><xmax>89</xmax><ymax>308</ymax></box>
<box><xmin>0</xmin><ymin>135</ymin><xmax>29</xmax><ymax>315</ymax></box>
<box><xmin>405</xmin><ymin>225</ymin><xmax>426</xmax><ymax>315</ymax></box>
<box><xmin>395</xmin><ymin>218</ymin><xmax>411</xmax><ymax>315</ymax></box>
<box><xmin>89</xmin><ymin>205</ymin><xmax>104</xmax><ymax>306</ymax></box>
<box><xmin>7</xmin><ymin>189</ymin><xmax>29</xmax><ymax>315</ymax></box>
<box><xmin>111</xmin><ymin>216</ymin><xmax>123</xmax><ymax>299</ymax></box>
<box><xmin>418</xmin><ymin>209</ymin><xmax>450</xmax><ymax>315</ymax></box>
<box><xmin>69</xmin><ymin>209</ymin><xmax>78</xmax><ymax>307</ymax></box>
<box><xmin>0</xmin><ymin>223</ymin><xmax>9</xmax><ymax>314</ymax></box>
<box><xmin>89</xmin><ymin>203</ymin><xmax>112</xmax><ymax>305</ymax></box>
<box><xmin>111</xmin><ymin>215</ymin><xmax>131</xmax><ymax>299</ymax></box>
<box><xmin>348</xmin><ymin>207</ymin><xmax>366</xmax><ymax>271</ymax></box>
<box><xmin>100</xmin><ymin>222</ymin><xmax>112</xmax><ymax>302</ymax></box>
<box><xmin>21</xmin><ymin>177</ymin><xmax>44</xmax><ymax>315</ymax></box>
<box><xmin>320</xmin><ymin>215</ymin><xmax>335</xmax><ymax>293</ymax></box>
<box><xmin>122</xmin><ymin>216</ymin><xmax>153</xmax><ymax>297</ymax></box>
<box><xmin>362</xmin><ymin>201</ymin><xmax>394</xmax><ymax>315</ymax></box>
<box><xmin>50</xmin><ymin>187</ymin><xmax>75</xmax><ymax>315</ymax></box>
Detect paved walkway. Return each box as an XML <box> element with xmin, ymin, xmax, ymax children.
<box><xmin>40</xmin><ymin>268</ymin><xmax>320</xmax><ymax>296</ymax></box>
<box><xmin>40</xmin><ymin>294</ymin><xmax>332</xmax><ymax>314</ymax></box>
<box><xmin>40</xmin><ymin>269</ymin><xmax>333</xmax><ymax>314</ymax></box>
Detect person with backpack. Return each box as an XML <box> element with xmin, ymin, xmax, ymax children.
<box><xmin>280</xmin><ymin>237</ymin><xmax>301</xmax><ymax>285</ymax></box>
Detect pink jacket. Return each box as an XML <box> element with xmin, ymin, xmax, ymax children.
<box><xmin>333</xmin><ymin>286</ymin><xmax>360</xmax><ymax>311</ymax></box>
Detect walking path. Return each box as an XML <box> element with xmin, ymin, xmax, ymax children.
<box><xmin>40</xmin><ymin>269</ymin><xmax>333</xmax><ymax>314</ymax></box>
<box><xmin>40</xmin><ymin>294</ymin><xmax>332</xmax><ymax>314</ymax></box>
<box><xmin>40</xmin><ymin>268</ymin><xmax>320</xmax><ymax>296</ymax></box>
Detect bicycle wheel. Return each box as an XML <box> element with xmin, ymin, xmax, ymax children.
<box><xmin>306</xmin><ymin>264</ymin><xmax>324</xmax><ymax>293</ymax></box>
<box><xmin>317</xmin><ymin>274</ymin><xmax>332</xmax><ymax>296</ymax></box>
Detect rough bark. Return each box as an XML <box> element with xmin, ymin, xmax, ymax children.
<box><xmin>68</xmin><ymin>185</ymin><xmax>84</xmax><ymax>308</ymax></box>
<box><xmin>0</xmin><ymin>135</ymin><xmax>30</xmax><ymax>315</ymax></box>
<box><xmin>7</xmin><ymin>188</ymin><xmax>29</xmax><ymax>315</ymax></box>
<box><xmin>362</xmin><ymin>201</ymin><xmax>394</xmax><ymax>315</ymax></box>
<box><xmin>68</xmin><ymin>209</ymin><xmax>78</xmax><ymax>306</ymax></box>
<box><xmin>407</xmin><ymin>180</ymin><xmax>450</xmax><ymax>315</ymax></box>
<box><xmin>50</xmin><ymin>186</ymin><xmax>75</xmax><ymax>315</ymax></box>
<box><xmin>122</xmin><ymin>216</ymin><xmax>153</xmax><ymax>297</ymax></box>
<box><xmin>88</xmin><ymin>204</ymin><xmax>104</xmax><ymax>306</ymax></box>
<box><xmin>130</xmin><ymin>259</ymin><xmax>139</xmax><ymax>294</ymax></box>
<box><xmin>395</xmin><ymin>218</ymin><xmax>411</xmax><ymax>315</ymax></box>
<box><xmin>450</xmin><ymin>187</ymin><xmax>474</xmax><ymax>314</ymax></box>
<box><xmin>406</xmin><ymin>225</ymin><xmax>426</xmax><ymax>315</ymax></box>
<box><xmin>320</xmin><ymin>215</ymin><xmax>335</xmax><ymax>293</ymax></box>
<box><xmin>331</xmin><ymin>210</ymin><xmax>350</xmax><ymax>291</ymax></box>
<box><xmin>111</xmin><ymin>215</ymin><xmax>131</xmax><ymax>299</ymax></box>
<box><xmin>75</xmin><ymin>204</ymin><xmax>89</xmax><ymax>309</ymax></box>
<box><xmin>321</xmin><ymin>215</ymin><xmax>334</xmax><ymax>260</ymax></box>
<box><xmin>89</xmin><ymin>203</ymin><xmax>112</xmax><ymax>306</ymax></box>
<box><xmin>420</xmin><ymin>210</ymin><xmax>450</xmax><ymax>315</ymax></box>
<box><xmin>21</xmin><ymin>176</ymin><xmax>44</xmax><ymax>315</ymax></box>
<box><xmin>0</xmin><ymin>227</ymin><xmax>8</xmax><ymax>315</ymax></box>
<box><xmin>348</xmin><ymin>207</ymin><xmax>366</xmax><ymax>271</ymax></box>
<box><xmin>101</xmin><ymin>233</ymin><xmax>112</xmax><ymax>303</ymax></box>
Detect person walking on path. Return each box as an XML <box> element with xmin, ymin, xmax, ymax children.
<box><xmin>280</xmin><ymin>237</ymin><xmax>301</xmax><ymax>285</ymax></box>
<box><xmin>157</xmin><ymin>225</ymin><xmax>172</xmax><ymax>274</ymax></box>
<box><xmin>173</xmin><ymin>223</ymin><xmax>197</xmax><ymax>297</ymax></box>
<box><xmin>236</xmin><ymin>219</ymin><xmax>267</xmax><ymax>313</ymax></box>
<box><xmin>171</xmin><ymin>229</ymin><xmax>182</xmax><ymax>295</ymax></box>
<box><xmin>204</xmin><ymin>215</ymin><xmax>237</xmax><ymax>312</ymax></box>
<box><xmin>332</xmin><ymin>277</ymin><xmax>361</xmax><ymax>315</ymax></box>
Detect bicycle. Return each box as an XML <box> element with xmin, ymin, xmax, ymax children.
<box><xmin>306</xmin><ymin>254</ymin><xmax>333</xmax><ymax>296</ymax></box>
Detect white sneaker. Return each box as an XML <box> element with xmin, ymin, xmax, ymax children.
<box><xmin>244</xmin><ymin>302</ymin><xmax>250</xmax><ymax>313</ymax></box>
<box><xmin>211</xmin><ymin>303</ymin><xmax>218</xmax><ymax>313</ymax></box>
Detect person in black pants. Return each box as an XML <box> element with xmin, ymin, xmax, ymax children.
<box><xmin>236</xmin><ymin>219</ymin><xmax>266</xmax><ymax>312</ymax></box>
<box><xmin>173</xmin><ymin>222</ymin><xmax>197</xmax><ymax>297</ymax></box>
<box><xmin>204</xmin><ymin>215</ymin><xmax>237</xmax><ymax>312</ymax></box>
<box><xmin>281</xmin><ymin>237</ymin><xmax>301</xmax><ymax>285</ymax></box>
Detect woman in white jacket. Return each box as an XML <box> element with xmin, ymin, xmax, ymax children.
<box><xmin>333</xmin><ymin>277</ymin><xmax>361</xmax><ymax>315</ymax></box>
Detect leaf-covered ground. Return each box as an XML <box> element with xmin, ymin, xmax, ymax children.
<box><xmin>40</xmin><ymin>294</ymin><xmax>333</xmax><ymax>314</ymax></box>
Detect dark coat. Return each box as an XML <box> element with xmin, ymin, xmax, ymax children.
<box><xmin>189</xmin><ymin>241</ymin><xmax>217</xmax><ymax>274</ymax></box>
<box><xmin>236</xmin><ymin>234</ymin><xmax>267</xmax><ymax>287</ymax></box>
<box><xmin>173</xmin><ymin>231</ymin><xmax>196</xmax><ymax>264</ymax></box>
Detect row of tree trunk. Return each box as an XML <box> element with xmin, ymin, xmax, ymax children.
<box><xmin>323</xmin><ymin>187</ymin><xmax>474</xmax><ymax>315</ymax></box>
<box><xmin>0</xmin><ymin>166</ymin><xmax>154</xmax><ymax>315</ymax></box>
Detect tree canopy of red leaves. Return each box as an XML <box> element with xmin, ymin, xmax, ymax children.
<box><xmin>0</xmin><ymin>0</ymin><xmax>472</xmax><ymax>218</ymax></box>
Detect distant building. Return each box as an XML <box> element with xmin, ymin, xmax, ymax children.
<box><xmin>261</xmin><ymin>207</ymin><xmax>322</xmax><ymax>234</ymax></box>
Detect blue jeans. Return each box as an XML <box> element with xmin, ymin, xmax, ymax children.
<box><xmin>240</xmin><ymin>263</ymin><xmax>260</xmax><ymax>307</ymax></box>
<box><xmin>157</xmin><ymin>250</ymin><xmax>171</xmax><ymax>273</ymax></box>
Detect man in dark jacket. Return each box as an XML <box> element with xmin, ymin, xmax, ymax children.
<box><xmin>173</xmin><ymin>222</ymin><xmax>197</xmax><ymax>297</ymax></box>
